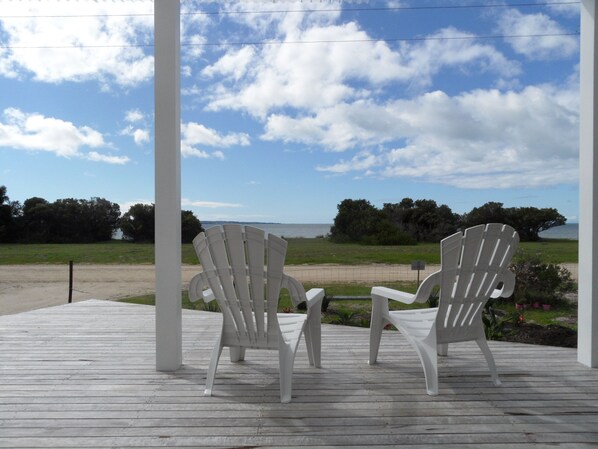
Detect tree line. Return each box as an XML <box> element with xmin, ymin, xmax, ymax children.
<box><xmin>330</xmin><ymin>198</ymin><xmax>566</xmax><ymax>244</ymax></box>
<box><xmin>0</xmin><ymin>186</ymin><xmax>204</xmax><ymax>244</ymax></box>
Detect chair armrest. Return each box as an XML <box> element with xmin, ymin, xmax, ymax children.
<box><xmin>371</xmin><ymin>286</ymin><xmax>416</xmax><ymax>304</ymax></box>
<box><xmin>371</xmin><ymin>271</ymin><xmax>440</xmax><ymax>305</ymax></box>
<box><xmin>188</xmin><ymin>272</ymin><xmax>216</xmax><ymax>304</ymax></box>
<box><xmin>305</xmin><ymin>288</ymin><xmax>325</xmax><ymax>309</ymax></box>
<box><xmin>490</xmin><ymin>270</ymin><xmax>516</xmax><ymax>298</ymax></box>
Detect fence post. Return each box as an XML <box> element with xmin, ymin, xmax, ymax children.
<box><xmin>68</xmin><ymin>260</ymin><xmax>73</xmax><ymax>304</ymax></box>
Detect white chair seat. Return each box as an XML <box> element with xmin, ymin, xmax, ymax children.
<box><xmin>277</xmin><ymin>313</ymin><xmax>308</xmax><ymax>346</ymax></box>
<box><xmin>388</xmin><ymin>308</ymin><xmax>438</xmax><ymax>339</ymax></box>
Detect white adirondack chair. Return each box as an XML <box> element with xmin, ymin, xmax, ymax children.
<box><xmin>189</xmin><ymin>224</ymin><xmax>325</xmax><ymax>403</ymax></box>
<box><xmin>369</xmin><ymin>223</ymin><xmax>519</xmax><ymax>395</ymax></box>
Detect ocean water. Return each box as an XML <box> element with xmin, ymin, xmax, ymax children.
<box><xmin>203</xmin><ymin>223</ymin><xmax>332</xmax><ymax>238</ymax></box>
<box><xmin>538</xmin><ymin>223</ymin><xmax>578</xmax><ymax>240</ymax></box>
<box><xmin>204</xmin><ymin>222</ymin><xmax>579</xmax><ymax>240</ymax></box>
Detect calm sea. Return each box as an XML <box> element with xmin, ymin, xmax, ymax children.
<box><xmin>204</xmin><ymin>222</ymin><xmax>579</xmax><ymax>240</ymax></box>
<box><xmin>538</xmin><ymin>223</ymin><xmax>578</xmax><ymax>240</ymax></box>
<box><xmin>203</xmin><ymin>223</ymin><xmax>332</xmax><ymax>238</ymax></box>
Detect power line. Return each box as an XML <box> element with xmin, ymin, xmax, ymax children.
<box><xmin>0</xmin><ymin>1</ymin><xmax>581</xmax><ymax>19</ymax></box>
<box><xmin>189</xmin><ymin>32</ymin><xmax>580</xmax><ymax>47</ymax></box>
<box><xmin>0</xmin><ymin>32</ymin><xmax>579</xmax><ymax>50</ymax></box>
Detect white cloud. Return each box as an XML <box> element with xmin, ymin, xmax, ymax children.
<box><xmin>0</xmin><ymin>108</ymin><xmax>129</xmax><ymax>164</ymax></box>
<box><xmin>120</xmin><ymin>200</ymin><xmax>153</xmax><ymax>214</ymax></box>
<box><xmin>547</xmin><ymin>2</ymin><xmax>580</xmax><ymax>17</ymax></box>
<box><xmin>0</xmin><ymin>1</ymin><xmax>154</xmax><ymax>86</ymax></box>
<box><xmin>87</xmin><ymin>151</ymin><xmax>130</xmax><ymax>165</ymax></box>
<box><xmin>120</xmin><ymin>125</ymin><xmax>150</xmax><ymax>146</ymax></box>
<box><xmin>121</xmin><ymin>110</ymin><xmax>150</xmax><ymax>146</ymax></box>
<box><xmin>181</xmin><ymin>122</ymin><xmax>250</xmax><ymax>158</ymax></box>
<box><xmin>0</xmin><ymin>107</ymin><xmax>98</xmax><ymax>155</ymax></box>
<box><xmin>182</xmin><ymin>198</ymin><xmax>243</xmax><ymax>209</ymax></box>
<box><xmin>497</xmin><ymin>9</ymin><xmax>579</xmax><ymax>60</ymax></box>
<box><xmin>200</xmin><ymin>17</ymin><xmax>517</xmax><ymax>119</ymax></box>
<box><xmin>313</xmin><ymin>83</ymin><xmax>578</xmax><ymax>189</ymax></box>
<box><xmin>125</xmin><ymin>109</ymin><xmax>145</xmax><ymax>123</ymax></box>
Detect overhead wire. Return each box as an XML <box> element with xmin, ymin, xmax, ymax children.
<box><xmin>0</xmin><ymin>1</ymin><xmax>580</xmax><ymax>50</ymax></box>
<box><xmin>0</xmin><ymin>1</ymin><xmax>580</xmax><ymax>19</ymax></box>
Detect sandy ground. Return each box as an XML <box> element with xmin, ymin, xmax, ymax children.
<box><xmin>0</xmin><ymin>262</ymin><xmax>579</xmax><ymax>316</ymax></box>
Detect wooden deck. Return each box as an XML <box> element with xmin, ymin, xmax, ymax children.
<box><xmin>1</xmin><ymin>300</ymin><xmax>598</xmax><ymax>448</ymax></box>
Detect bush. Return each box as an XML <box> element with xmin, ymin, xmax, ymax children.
<box><xmin>509</xmin><ymin>252</ymin><xmax>575</xmax><ymax>306</ymax></box>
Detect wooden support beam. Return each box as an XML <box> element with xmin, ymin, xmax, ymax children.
<box><xmin>154</xmin><ymin>0</ymin><xmax>182</xmax><ymax>371</ymax></box>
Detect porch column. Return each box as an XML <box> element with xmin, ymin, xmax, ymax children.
<box><xmin>579</xmin><ymin>0</ymin><xmax>598</xmax><ymax>367</ymax></box>
<box><xmin>154</xmin><ymin>0</ymin><xmax>182</xmax><ymax>371</ymax></box>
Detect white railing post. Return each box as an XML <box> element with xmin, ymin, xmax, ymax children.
<box><xmin>579</xmin><ymin>0</ymin><xmax>598</xmax><ymax>367</ymax></box>
<box><xmin>155</xmin><ymin>0</ymin><xmax>182</xmax><ymax>371</ymax></box>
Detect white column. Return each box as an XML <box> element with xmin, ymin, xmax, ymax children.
<box><xmin>154</xmin><ymin>0</ymin><xmax>182</xmax><ymax>371</ymax></box>
<box><xmin>579</xmin><ymin>0</ymin><xmax>598</xmax><ymax>367</ymax></box>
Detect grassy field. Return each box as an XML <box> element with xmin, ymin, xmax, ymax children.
<box><xmin>0</xmin><ymin>237</ymin><xmax>579</xmax><ymax>265</ymax></box>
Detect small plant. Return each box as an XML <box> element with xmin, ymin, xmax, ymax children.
<box><xmin>328</xmin><ymin>309</ymin><xmax>357</xmax><ymax>325</ymax></box>
<box><xmin>426</xmin><ymin>286</ymin><xmax>440</xmax><ymax>308</ymax></box>
<box><xmin>482</xmin><ymin>300</ymin><xmax>524</xmax><ymax>340</ymax></box>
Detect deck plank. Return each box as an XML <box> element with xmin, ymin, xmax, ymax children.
<box><xmin>1</xmin><ymin>299</ymin><xmax>598</xmax><ymax>448</ymax></box>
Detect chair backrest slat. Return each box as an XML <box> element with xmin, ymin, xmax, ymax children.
<box><xmin>193</xmin><ymin>225</ymin><xmax>288</xmax><ymax>347</ymax></box>
<box><xmin>436</xmin><ymin>223</ymin><xmax>519</xmax><ymax>342</ymax></box>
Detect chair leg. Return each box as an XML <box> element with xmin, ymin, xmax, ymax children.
<box><xmin>476</xmin><ymin>338</ymin><xmax>501</xmax><ymax>386</ymax></box>
<box><xmin>205</xmin><ymin>338</ymin><xmax>223</xmax><ymax>396</ymax></box>
<box><xmin>369</xmin><ymin>295</ymin><xmax>388</xmax><ymax>365</ymax></box>
<box><xmin>229</xmin><ymin>346</ymin><xmax>246</xmax><ymax>362</ymax></box>
<box><xmin>437</xmin><ymin>343</ymin><xmax>449</xmax><ymax>357</ymax></box>
<box><xmin>412</xmin><ymin>340</ymin><xmax>439</xmax><ymax>396</ymax></box>
<box><xmin>305</xmin><ymin>314</ymin><xmax>321</xmax><ymax>368</ymax></box>
<box><xmin>278</xmin><ymin>341</ymin><xmax>296</xmax><ymax>403</ymax></box>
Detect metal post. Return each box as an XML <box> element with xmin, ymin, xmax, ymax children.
<box><xmin>68</xmin><ymin>260</ymin><xmax>73</xmax><ymax>303</ymax></box>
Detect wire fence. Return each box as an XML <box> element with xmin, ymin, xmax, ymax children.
<box><xmin>284</xmin><ymin>264</ymin><xmax>439</xmax><ymax>284</ymax></box>
<box><xmin>283</xmin><ymin>263</ymin><xmax>579</xmax><ymax>285</ymax></box>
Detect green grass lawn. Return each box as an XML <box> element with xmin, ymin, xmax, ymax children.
<box><xmin>0</xmin><ymin>237</ymin><xmax>578</xmax><ymax>265</ymax></box>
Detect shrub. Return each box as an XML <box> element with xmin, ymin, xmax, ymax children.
<box><xmin>509</xmin><ymin>252</ymin><xmax>575</xmax><ymax>306</ymax></box>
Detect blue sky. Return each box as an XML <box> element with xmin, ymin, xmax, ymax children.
<box><xmin>0</xmin><ymin>0</ymin><xmax>580</xmax><ymax>224</ymax></box>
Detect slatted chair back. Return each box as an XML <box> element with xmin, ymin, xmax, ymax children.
<box><xmin>435</xmin><ymin>223</ymin><xmax>519</xmax><ymax>344</ymax></box>
<box><xmin>193</xmin><ymin>225</ymin><xmax>288</xmax><ymax>349</ymax></box>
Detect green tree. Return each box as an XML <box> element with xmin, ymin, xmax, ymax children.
<box><xmin>51</xmin><ymin>198</ymin><xmax>92</xmax><ymax>243</ymax></box>
<box><xmin>329</xmin><ymin>199</ymin><xmax>382</xmax><ymax>243</ymax></box>
<box><xmin>120</xmin><ymin>203</ymin><xmax>155</xmax><ymax>242</ymax></box>
<box><xmin>462</xmin><ymin>202</ymin><xmax>566</xmax><ymax>241</ymax></box>
<box><xmin>330</xmin><ymin>199</ymin><xmax>415</xmax><ymax>245</ymax></box>
<box><xmin>181</xmin><ymin>210</ymin><xmax>204</xmax><ymax>243</ymax></box>
<box><xmin>88</xmin><ymin>197</ymin><xmax>121</xmax><ymax>241</ymax></box>
<box><xmin>507</xmin><ymin>207</ymin><xmax>566</xmax><ymax>242</ymax></box>
<box><xmin>0</xmin><ymin>186</ymin><xmax>20</xmax><ymax>243</ymax></box>
<box><xmin>19</xmin><ymin>197</ymin><xmax>53</xmax><ymax>243</ymax></box>
<box><xmin>382</xmin><ymin>198</ymin><xmax>459</xmax><ymax>243</ymax></box>
<box><xmin>120</xmin><ymin>204</ymin><xmax>204</xmax><ymax>243</ymax></box>
<box><xmin>461</xmin><ymin>202</ymin><xmax>507</xmax><ymax>228</ymax></box>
